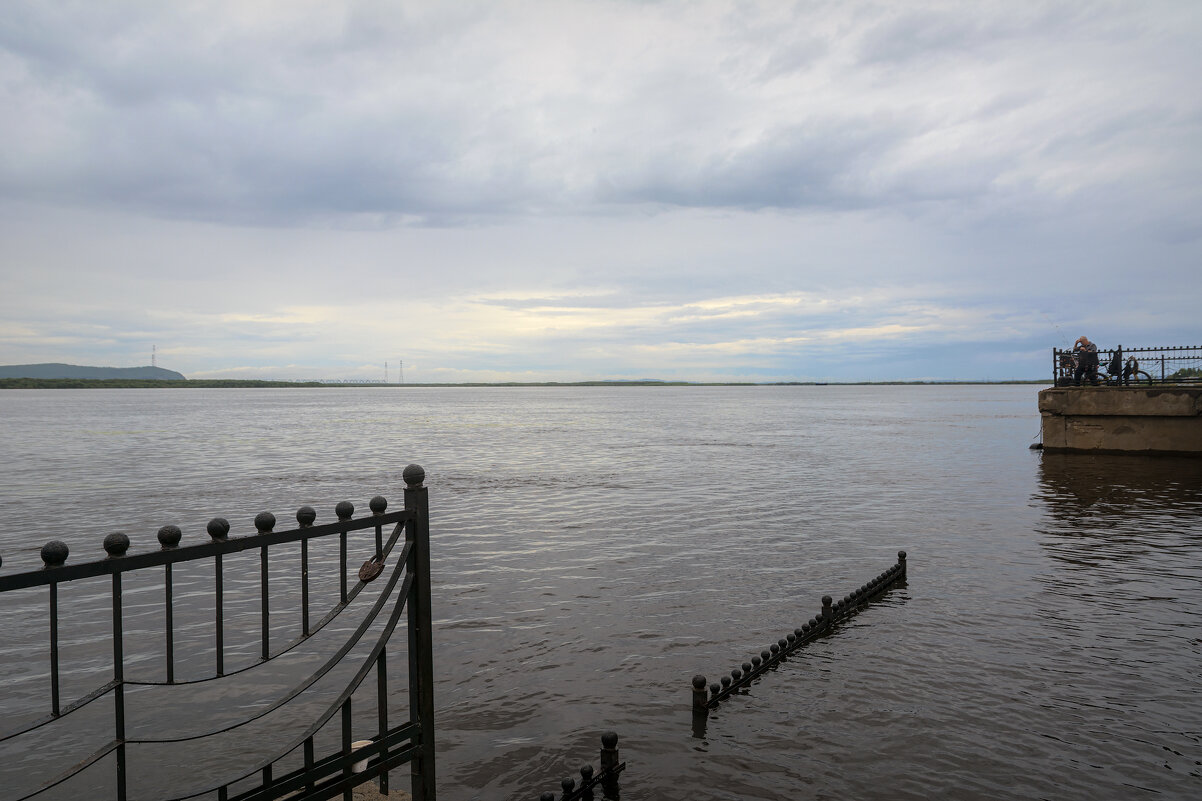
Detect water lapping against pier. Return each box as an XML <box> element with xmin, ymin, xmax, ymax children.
<box><xmin>0</xmin><ymin>386</ymin><xmax>1199</xmax><ymax>799</ymax></box>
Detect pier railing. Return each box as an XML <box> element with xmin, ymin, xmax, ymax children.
<box><xmin>1052</xmin><ymin>345</ymin><xmax>1202</xmax><ymax>386</ymax></box>
<box><xmin>691</xmin><ymin>552</ymin><xmax>907</xmax><ymax>721</ymax></box>
<box><xmin>0</xmin><ymin>464</ymin><xmax>436</xmax><ymax>801</ymax></box>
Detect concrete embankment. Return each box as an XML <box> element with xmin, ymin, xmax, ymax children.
<box><xmin>1039</xmin><ymin>386</ymin><xmax>1202</xmax><ymax>454</ymax></box>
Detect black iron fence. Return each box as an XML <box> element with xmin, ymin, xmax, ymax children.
<box><xmin>533</xmin><ymin>733</ymin><xmax>624</xmax><ymax>801</ymax></box>
<box><xmin>691</xmin><ymin>551</ymin><xmax>907</xmax><ymax>719</ymax></box>
<box><xmin>1052</xmin><ymin>345</ymin><xmax>1202</xmax><ymax>387</ymax></box>
<box><xmin>0</xmin><ymin>464</ymin><xmax>435</xmax><ymax>801</ymax></box>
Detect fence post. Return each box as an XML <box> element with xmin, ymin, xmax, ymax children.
<box><xmin>898</xmin><ymin>550</ymin><xmax>907</xmax><ymax>579</ymax></box>
<box><xmin>821</xmin><ymin>595</ymin><xmax>833</xmax><ymax>630</ymax></box>
<box><xmin>405</xmin><ymin>464</ymin><xmax>436</xmax><ymax>801</ymax></box>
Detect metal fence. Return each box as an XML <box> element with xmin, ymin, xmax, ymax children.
<box><xmin>532</xmin><ymin>733</ymin><xmax>624</xmax><ymax>801</ymax></box>
<box><xmin>1052</xmin><ymin>345</ymin><xmax>1202</xmax><ymax>386</ymax></box>
<box><xmin>0</xmin><ymin>464</ymin><xmax>435</xmax><ymax>801</ymax></box>
<box><xmin>691</xmin><ymin>552</ymin><xmax>907</xmax><ymax>725</ymax></box>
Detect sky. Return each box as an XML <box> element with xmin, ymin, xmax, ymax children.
<box><xmin>1</xmin><ymin>0</ymin><xmax>1200</xmax><ymax>382</ymax></box>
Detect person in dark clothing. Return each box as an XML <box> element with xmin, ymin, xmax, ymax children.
<box><xmin>1073</xmin><ymin>336</ymin><xmax>1099</xmax><ymax>386</ymax></box>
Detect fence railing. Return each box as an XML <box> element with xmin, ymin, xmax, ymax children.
<box><xmin>691</xmin><ymin>551</ymin><xmax>907</xmax><ymax>720</ymax></box>
<box><xmin>533</xmin><ymin>733</ymin><xmax>624</xmax><ymax>801</ymax></box>
<box><xmin>0</xmin><ymin>463</ymin><xmax>435</xmax><ymax>801</ymax></box>
<box><xmin>1052</xmin><ymin>345</ymin><xmax>1202</xmax><ymax>386</ymax></box>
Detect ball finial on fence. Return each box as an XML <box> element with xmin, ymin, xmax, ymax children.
<box><xmin>540</xmin><ymin>793</ymin><xmax>555</xmax><ymax>801</ymax></box>
<box><xmin>207</xmin><ymin>518</ymin><xmax>230</xmax><ymax>541</ymax></box>
<box><xmin>580</xmin><ymin>764</ymin><xmax>594</xmax><ymax>781</ymax></box>
<box><xmin>254</xmin><ymin>512</ymin><xmax>276</xmax><ymax>533</ymax></box>
<box><xmin>157</xmin><ymin>525</ymin><xmax>182</xmax><ymax>549</ymax></box>
<box><xmin>562</xmin><ymin>777</ymin><xmax>576</xmax><ymax>793</ymax></box>
<box><xmin>103</xmin><ymin>532</ymin><xmax>130</xmax><ymax>558</ymax></box>
<box><xmin>296</xmin><ymin>506</ymin><xmax>316</xmax><ymax>527</ymax></box>
<box><xmin>403</xmin><ymin>463</ymin><xmax>425</xmax><ymax>488</ymax></box>
<box><xmin>369</xmin><ymin>495</ymin><xmax>387</xmax><ymax>514</ymax></box>
<box><xmin>692</xmin><ymin>674</ymin><xmax>707</xmax><ymax>690</ymax></box>
<box><xmin>41</xmin><ymin>540</ymin><xmax>69</xmax><ymax>567</ymax></box>
<box><xmin>335</xmin><ymin>501</ymin><xmax>355</xmax><ymax>521</ymax></box>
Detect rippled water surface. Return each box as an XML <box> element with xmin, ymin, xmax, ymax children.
<box><xmin>1</xmin><ymin>386</ymin><xmax>1200</xmax><ymax>800</ymax></box>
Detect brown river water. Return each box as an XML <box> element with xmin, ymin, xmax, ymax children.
<box><xmin>0</xmin><ymin>386</ymin><xmax>1199</xmax><ymax>800</ymax></box>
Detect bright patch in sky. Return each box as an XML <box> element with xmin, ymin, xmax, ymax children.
<box><xmin>1</xmin><ymin>1</ymin><xmax>1199</xmax><ymax>381</ymax></box>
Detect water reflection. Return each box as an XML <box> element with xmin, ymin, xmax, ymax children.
<box><xmin>1035</xmin><ymin>452</ymin><xmax>1202</xmax><ymax>565</ymax></box>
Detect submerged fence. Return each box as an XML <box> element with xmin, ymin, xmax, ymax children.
<box><xmin>1052</xmin><ymin>345</ymin><xmax>1202</xmax><ymax>386</ymax></box>
<box><xmin>533</xmin><ymin>733</ymin><xmax>624</xmax><ymax>801</ymax></box>
<box><xmin>692</xmin><ymin>551</ymin><xmax>907</xmax><ymax>715</ymax></box>
<box><xmin>0</xmin><ymin>464</ymin><xmax>435</xmax><ymax>801</ymax></box>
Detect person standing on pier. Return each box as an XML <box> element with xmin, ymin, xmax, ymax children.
<box><xmin>1073</xmin><ymin>336</ymin><xmax>1100</xmax><ymax>386</ymax></box>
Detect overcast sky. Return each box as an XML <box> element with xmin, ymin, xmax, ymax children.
<box><xmin>2</xmin><ymin>0</ymin><xmax>1199</xmax><ymax>381</ymax></box>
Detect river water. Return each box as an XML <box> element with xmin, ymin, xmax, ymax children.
<box><xmin>0</xmin><ymin>386</ymin><xmax>1199</xmax><ymax>800</ymax></box>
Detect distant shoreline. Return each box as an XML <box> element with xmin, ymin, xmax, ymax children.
<box><xmin>0</xmin><ymin>378</ymin><xmax>1048</xmax><ymax>389</ymax></box>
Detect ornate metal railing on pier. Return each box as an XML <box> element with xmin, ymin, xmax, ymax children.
<box><xmin>0</xmin><ymin>464</ymin><xmax>436</xmax><ymax>801</ymax></box>
<box><xmin>691</xmin><ymin>551</ymin><xmax>907</xmax><ymax>714</ymax></box>
<box><xmin>1052</xmin><ymin>345</ymin><xmax>1202</xmax><ymax>387</ymax></box>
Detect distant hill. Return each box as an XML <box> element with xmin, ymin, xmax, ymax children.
<box><xmin>0</xmin><ymin>363</ymin><xmax>186</xmax><ymax>380</ymax></box>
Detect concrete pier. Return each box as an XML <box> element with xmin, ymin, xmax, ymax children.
<box><xmin>1039</xmin><ymin>387</ymin><xmax>1202</xmax><ymax>454</ymax></box>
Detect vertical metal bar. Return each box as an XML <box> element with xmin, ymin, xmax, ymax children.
<box><xmin>339</xmin><ymin>529</ymin><xmax>348</xmax><ymax>603</ymax></box>
<box><xmin>1161</xmin><ymin>355</ymin><xmax>1166</xmax><ymax>381</ymax></box>
<box><xmin>304</xmin><ymin>736</ymin><xmax>315</xmax><ymax>793</ymax></box>
<box><xmin>164</xmin><ymin>562</ymin><xmax>174</xmax><ymax>683</ymax></box>
<box><xmin>404</xmin><ymin>466</ymin><xmax>436</xmax><ymax>801</ymax></box>
<box><xmin>377</xmin><ymin>648</ymin><xmax>389</xmax><ymax>794</ymax></box>
<box><xmin>215</xmin><ymin>553</ymin><xmax>224</xmax><ymax>676</ymax></box>
<box><xmin>261</xmin><ymin>762</ymin><xmax>272</xmax><ymax>792</ymax></box>
<box><xmin>375</xmin><ymin>520</ymin><xmax>383</xmax><ymax>559</ymax></box>
<box><xmin>260</xmin><ymin>545</ymin><xmax>270</xmax><ymax>660</ymax></box>
<box><xmin>113</xmin><ymin>572</ymin><xmax>127</xmax><ymax>801</ymax></box>
<box><xmin>342</xmin><ymin>698</ymin><xmax>353</xmax><ymax>801</ymax></box>
<box><xmin>301</xmin><ymin>539</ymin><xmax>310</xmax><ymax>636</ymax></box>
<box><xmin>49</xmin><ymin>582</ymin><xmax>60</xmax><ymax>717</ymax></box>
<box><xmin>218</xmin><ymin>787</ymin><xmax>227</xmax><ymax>801</ymax></box>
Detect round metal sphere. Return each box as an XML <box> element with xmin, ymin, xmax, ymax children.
<box><xmin>721</xmin><ymin>676</ymin><xmax>731</xmax><ymax>688</ymax></box>
<box><xmin>157</xmin><ymin>525</ymin><xmax>182</xmax><ymax>549</ymax></box>
<box><xmin>770</xmin><ymin>644</ymin><xmax>780</xmax><ymax>654</ymax></box>
<box><xmin>760</xmin><ymin>649</ymin><xmax>771</xmax><ymax>661</ymax></box>
<box><xmin>601</xmin><ymin>731</ymin><xmax>618</xmax><ymax>749</ymax></box>
<box><xmin>335</xmin><ymin>501</ymin><xmax>355</xmax><ymax>520</ymax></box>
<box><xmin>787</xmin><ymin>634</ymin><xmax>797</xmax><ymax>644</ymax></box>
<box><xmin>207</xmin><ymin>518</ymin><xmax>230</xmax><ymax>540</ymax></box>
<box><xmin>41</xmin><ymin>540</ymin><xmax>69</xmax><ymax>567</ymax></box>
<box><xmin>822</xmin><ymin>595</ymin><xmax>832</xmax><ymax>606</ymax></box>
<box><xmin>402</xmin><ymin>463</ymin><xmax>425</xmax><ymax>487</ymax></box>
<box><xmin>103</xmin><ymin>532</ymin><xmax>130</xmax><ymax>557</ymax></box>
<box><xmin>802</xmin><ymin>622</ymin><xmax>811</xmax><ymax>632</ymax></box>
<box><xmin>254</xmin><ymin>512</ymin><xmax>276</xmax><ymax>533</ymax></box>
<box><xmin>898</xmin><ymin>550</ymin><xmax>907</xmax><ymax>560</ymax></box>
<box><xmin>742</xmin><ymin>662</ymin><xmax>752</xmax><ymax>673</ymax></box>
<box><xmin>692</xmin><ymin>674</ymin><xmax>707</xmax><ymax>690</ymax></box>
<box><xmin>751</xmin><ymin>656</ymin><xmax>762</xmax><ymax>667</ymax></box>
<box><xmin>541</xmin><ymin>793</ymin><xmax>555</xmax><ymax>801</ymax></box>
<box><xmin>296</xmin><ymin>506</ymin><xmax>317</xmax><ymax>527</ymax></box>
<box><xmin>731</xmin><ymin>668</ymin><xmax>741</xmax><ymax>680</ymax></box>
<box><xmin>561</xmin><ymin>778</ymin><xmax>575</xmax><ymax>792</ymax></box>
<box><xmin>709</xmin><ymin>682</ymin><xmax>720</xmax><ymax>694</ymax></box>
<box><xmin>778</xmin><ymin>638</ymin><xmax>788</xmax><ymax>648</ymax></box>
<box><xmin>369</xmin><ymin>495</ymin><xmax>387</xmax><ymax>514</ymax></box>
<box><xmin>580</xmin><ymin>764</ymin><xmax>594</xmax><ymax>780</ymax></box>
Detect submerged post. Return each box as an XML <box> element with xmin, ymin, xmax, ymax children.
<box><xmin>898</xmin><ymin>550</ymin><xmax>907</xmax><ymax>579</ymax></box>
<box><xmin>405</xmin><ymin>464</ymin><xmax>436</xmax><ymax>801</ymax></box>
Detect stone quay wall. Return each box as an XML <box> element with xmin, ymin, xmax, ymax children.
<box><xmin>1038</xmin><ymin>387</ymin><xmax>1202</xmax><ymax>454</ymax></box>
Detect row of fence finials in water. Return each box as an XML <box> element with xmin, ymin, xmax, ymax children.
<box><xmin>692</xmin><ymin>551</ymin><xmax>907</xmax><ymax>710</ymax></box>
<box><xmin>534</xmin><ymin>732</ymin><xmax>624</xmax><ymax>801</ymax></box>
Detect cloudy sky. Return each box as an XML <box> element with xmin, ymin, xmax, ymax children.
<box><xmin>2</xmin><ymin>1</ymin><xmax>1199</xmax><ymax>382</ymax></box>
